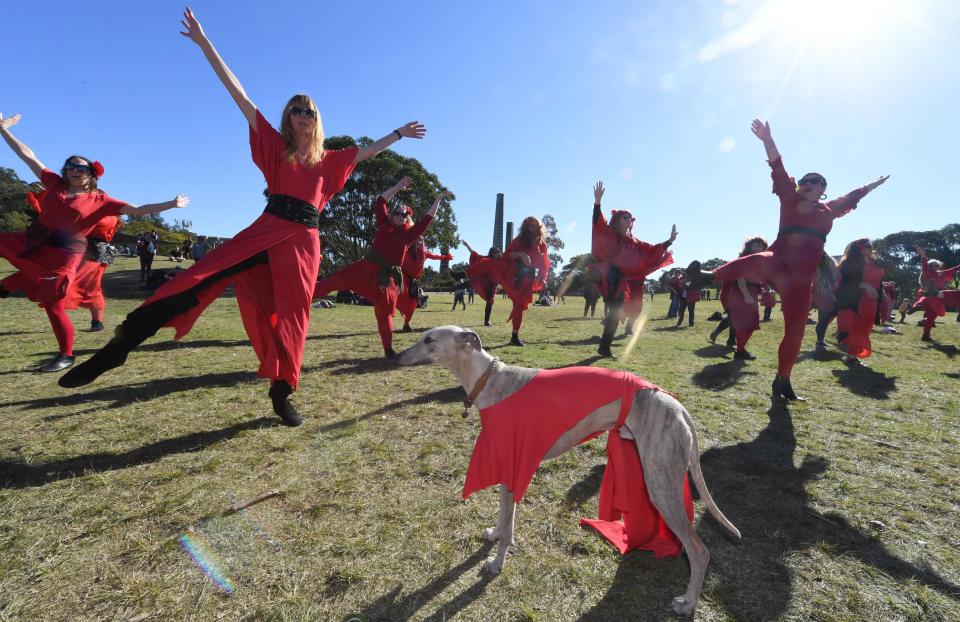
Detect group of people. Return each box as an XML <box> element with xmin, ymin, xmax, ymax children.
<box><xmin>1</xmin><ymin>9</ymin><xmax>955</xmax><ymax>427</ymax></box>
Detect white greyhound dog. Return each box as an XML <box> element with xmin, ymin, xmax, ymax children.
<box><xmin>396</xmin><ymin>325</ymin><xmax>741</xmax><ymax>617</ymax></box>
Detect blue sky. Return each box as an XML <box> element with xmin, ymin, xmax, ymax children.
<box><xmin>4</xmin><ymin>0</ymin><xmax>959</xmax><ymax>274</ymax></box>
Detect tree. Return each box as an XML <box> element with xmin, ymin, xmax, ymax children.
<box><xmin>0</xmin><ymin>167</ymin><xmax>39</xmax><ymax>232</ymax></box>
<box><xmin>557</xmin><ymin>252</ymin><xmax>593</xmax><ymax>295</ymax></box>
<box><xmin>541</xmin><ymin>214</ymin><xmax>565</xmax><ymax>289</ymax></box>
<box><xmin>318</xmin><ymin>136</ymin><xmax>458</xmax><ymax>275</ymax></box>
<box><xmin>873</xmin><ymin>224</ymin><xmax>960</xmax><ymax>294</ymax></box>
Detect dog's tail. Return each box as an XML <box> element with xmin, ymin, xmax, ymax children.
<box><xmin>681</xmin><ymin>405</ymin><xmax>742</xmax><ymax>540</ymax></box>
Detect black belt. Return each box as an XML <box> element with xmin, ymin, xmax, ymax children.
<box><xmin>263</xmin><ymin>194</ymin><xmax>319</xmax><ymax>228</ymax></box>
<box><xmin>777</xmin><ymin>225</ymin><xmax>826</xmax><ymax>243</ymax></box>
<box><xmin>21</xmin><ymin>222</ymin><xmax>85</xmax><ymax>256</ymax></box>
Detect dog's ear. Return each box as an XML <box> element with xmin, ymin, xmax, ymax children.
<box><xmin>456</xmin><ymin>330</ymin><xmax>482</xmax><ymax>351</ymax></box>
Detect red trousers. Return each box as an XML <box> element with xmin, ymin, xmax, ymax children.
<box><xmin>313</xmin><ymin>260</ymin><xmax>398</xmax><ymax>352</ymax></box>
<box><xmin>837</xmin><ymin>293</ymin><xmax>878</xmax><ymax>359</ymax></box>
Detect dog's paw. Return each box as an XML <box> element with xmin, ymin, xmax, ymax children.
<box><xmin>482</xmin><ymin>556</ymin><xmax>504</xmax><ymax>575</ymax></box>
<box><xmin>669</xmin><ymin>596</ymin><xmax>695</xmax><ymax>617</ymax></box>
<box><xmin>483</xmin><ymin>527</ymin><xmax>500</xmax><ymax>542</ymax></box>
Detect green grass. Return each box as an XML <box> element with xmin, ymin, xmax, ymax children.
<box><xmin>1</xmin><ymin>256</ymin><xmax>958</xmax><ymax>621</ymax></box>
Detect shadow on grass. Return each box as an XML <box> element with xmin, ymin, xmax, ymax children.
<box><xmin>796</xmin><ymin>347</ymin><xmax>845</xmax><ymax>363</ymax></box>
<box><xmin>305</xmin><ymin>331</ymin><xmax>372</xmax><ymax>342</ymax></box>
<box><xmin>1</xmin><ymin>370</ymin><xmax>261</xmax><ymax>414</ymax></box>
<box><xmin>926</xmin><ymin>342</ymin><xmax>959</xmax><ymax>359</ymax></box>
<box><xmin>317</xmin><ymin>386</ymin><xmax>464</xmax><ymax>435</ymax></box>
<box><xmin>0</xmin><ymin>417</ymin><xmax>276</xmax><ymax>489</ymax></box>
<box><xmin>70</xmin><ymin>338</ymin><xmax>253</xmax><ymax>358</ymax></box>
<box><xmin>0</xmin><ymin>330</ymin><xmax>42</xmax><ymax>337</ymax></box>
<box><xmin>340</xmin><ymin>542</ymin><xmax>494</xmax><ymax>622</ymax></box>
<box><xmin>691</xmin><ymin>359</ymin><xmax>754</xmax><ymax>391</ymax></box>
<box><xmin>566</xmin><ymin>355</ymin><xmax>605</xmax><ymax>367</ymax></box>
<box><xmin>564</xmin><ymin>463</ymin><xmax>605</xmax><ymax>508</ymax></box>
<box><xmin>693</xmin><ymin>344</ymin><xmax>733</xmax><ymax>359</ymax></box>
<box><xmin>555</xmin><ymin>336</ymin><xmax>601</xmax><ymax>347</ymax></box>
<box><xmin>947</xmin><ymin>372</ymin><xmax>960</xmax><ymax>380</ymax></box>
<box><xmin>687</xmin><ymin>407</ymin><xmax>960</xmax><ymax>620</ymax></box>
<box><xmin>831</xmin><ymin>366</ymin><xmax>897</xmax><ymax>400</ymax></box>
<box><xmin>651</xmin><ymin>325</ymin><xmax>683</xmax><ymax>332</ymax></box>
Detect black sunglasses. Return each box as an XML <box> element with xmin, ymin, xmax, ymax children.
<box><xmin>289</xmin><ymin>106</ymin><xmax>318</xmax><ymax>119</ymax></box>
<box><xmin>391</xmin><ymin>210</ymin><xmax>407</xmax><ymax>217</ymax></box>
<box><xmin>64</xmin><ymin>162</ymin><xmax>92</xmax><ymax>174</ymax></box>
<box><xmin>798</xmin><ymin>177</ymin><xmax>825</xmax><ymax>186</ymax></box>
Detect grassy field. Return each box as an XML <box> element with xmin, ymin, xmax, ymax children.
<box><xmin>1</xmin><ymin>256</ymin><xmax>958</xmax><ymax>622</ymax></box>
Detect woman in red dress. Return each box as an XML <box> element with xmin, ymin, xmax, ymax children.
<box><xmin>61</xmin><ymin>8</ymin><xmax>425</xmax><ymax>427</ymax></box>
<box><xmin>313</xmin><ymin>177</ymin><xmax>449</xmax><ymax>358</ymax></box>
<box><xmin>834</xmin><ymin>239</ymin><xmax>886</xmax><ymax>364</ymax></box>
<box><xmin>696</xmin><ymin>119</ymin><xmax>889</xmax><ymax>401</ymax></box>
<box><xmin>61</xmin><ymin>215</ymin><xmax>123</xmax><ymax>332</ymax></box>
<box><xmin>590</xmin><ymin>181</ymin><xmax>675</xmax><ymax>356</ymax></box>
<box><xmin>466</xmin><ymin>217</ymin><xmax>550</xmax><ymax>346</ymax></box>
<box><xmin>461</xmin><ymin>241</ymin><xmax>501</xmax><ymax>327</ymax></box>
<box><xmin>395</xmin><ymin>221</ymin><xmax>452</xmax><ymax>333</ymax></box>
<box><xmin>709</xmin><ymin>236</ymin><xmax>768</xmax><ymax>359</ymax></box>
<box><xmin>912</xmin><ymin>246</ymin><xmax>960</xmax><ymax>342</ymax></box>
<box><xmin>0</xmin><ymin>114</ymin><xmax>188</xmax><ymax>372</ymax></box>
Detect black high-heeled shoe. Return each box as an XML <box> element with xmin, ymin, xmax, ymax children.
<box><xmin>772</xmin><ymin>375</ymin><xmax>805</xmax><ymax>401</ymax></box>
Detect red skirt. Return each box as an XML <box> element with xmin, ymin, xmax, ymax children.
<box><xmin>63</xmin><ymin>259</ymin><xmax>108</xmax><ymax>311</ymax></box>
<box><xmin>720</xmin><ymin>281</ymin><xmax>762</xmax><ymax>338</ymax></box>
<box><xmin>0</xmin><ymin>231</ymin><xmax>82</xmax><ymax>304</ymax></box>
<box><xmin>837</xmin><ymin>293</ymin><xmax>878</xmax><ymax>359</ymax></box>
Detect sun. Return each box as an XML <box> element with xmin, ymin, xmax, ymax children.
<box><xmin>764</xmin><ymin>0</ymin><xmax>900</xmax><ymax>54</ymax></box>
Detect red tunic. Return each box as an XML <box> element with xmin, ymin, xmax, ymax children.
<box><xmin>0</xmin><ymin>170</ymin><xmax>127</xmax><ymax>304</ymax></box>
<box><xmin>591</xmin><ymin>207</ymin><xmax>673</xmax><ymax>308</ymax></box>
<box><xmin>838</xmin><ymin>259</ymin><xmax>884</xmax><ymax>359</ymax></box>
<box><xmin>467</xmin><ymin>251</ymin><xmax>499</xmax><ymax>303</ymax></box>
<box><xmin>63</xmin><ymin>215</ymin><xmax>122</xmax><ymax>311</ymax></box>
<box><xmin>141</xmin><ymin>111</ymin><xmax>358</xmax><ymax>388</ymax></box>
<box><xmin>464</xmin><ymin>367</ymin><xmax>693</xmax><ymax>558</ymax></box>
<box><xmin>913</xmin><ymin>260</ymin><xmax>960</xmax><ymax>317</ymax></box>
<box><xmin>720</xmin><ymin>272</ymin><xmax>766</xmax><ymax>344</ymax></box>
<box><xmin>466</xmin><ymin>237</ymin><xmax>550</xmax><ymax>319</ymax></box>
<box><xmin>395</xmin><ymin>237</ymin><xmax>451</xmax><ymax>322</ymax></box>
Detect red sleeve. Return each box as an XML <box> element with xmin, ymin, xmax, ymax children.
<box><xmin>826</xmin><ymin>187</ymin><xmax>869</xmax><ymax>219</ymax></box>
<box><xmin>320</xmin><ymin>147</ymin><xmax>360</xmax><ymax>197</ymax></box>
<box><xmin>26</xmin><ymin>190</ymin><xmax>45</xmax><ymax>213</ymax></box>
<box><xmin>769</xmin><ymin>157</ymin><xmax>795</xmax><ymax>199</ymax></box>
<box><xmin>425</xmin><ymin>251</ymin><xmax>453</xmax><ymax>261</ymax></box>
<box><xmin>534</xmin><ymin>243</ymin><xmax>550</xmax><ymax>286</ymax></box>
<box><xmin>249</xmin><ymin>110</ymin><xmax>285</xmax><ymax>182</ymax></box>
<box><xmin>592</xmin><ymin>206</ymin><xmax>617</xmax><ymax>261</ymax></box>
<box><xmin>402</xmin><ymin>214</ymin><xmax>434</xmax><ymax>243</ymax></box>
<box><xmin>943</xmin><ymin>264</ymin><xmax>960</xmax><ymax>280</ymax></box>
<box><xmin>40</xmin><ymin>168</ymin><xmax>63</xmax><ymax>190</ymax></box>
<box><xmin>98</xmin><ymin>194</ymin><xmax>129</xmax><ymax>218</ymax></box>
<box><xmin>374</xmin><ymin>196</ymin><xmax>389</xmax><ymax>227</ymax></box>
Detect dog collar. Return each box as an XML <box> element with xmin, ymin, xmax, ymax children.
<box><xmin>463</xmin><ymin>358</ymin><xmax>499</xmax><ymax>417</ymax></box>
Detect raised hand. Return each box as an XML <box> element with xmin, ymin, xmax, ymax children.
<box><xmin>668</xmin><ymin>224</ymin><xmax>678</xmax><ymax>243</ymax></box>
<box><xmin>751</xmin><ymin>119</ymin><xmax>772</xmax><ymax>142</ymax></box>
<box><xmin>0</xmin><ymin>113</ymin><xmax>22</xmax><ymax>130</ymax></box>
<box><xmin>866</xmin><ymin>175</ymin><xmax>890</xmax><ymax>191</ymax></box>
<box><xmin>179</xmin><ymin>7</ymin><xmax>207</xmax><ymax>46</ymax></box>
<box><xmin>172</xmin><ymin>194</ymin><xmax>191</xmax><ymax>209</ymax></box>
<box><xmin>593</xmin><ymin>181</ymin><xmax>604</xmax><ymax>204</ymax></box>
<box><xmin>397</xmin><ymin>121</ymin><xmax>426</xmax><ymax>139</ymax></box>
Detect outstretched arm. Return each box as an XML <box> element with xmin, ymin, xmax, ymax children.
<box><xmin>180</xmin><ymin>7</ymin><xmax>258</xmax><ymax>129</ymax></box>
<box><xmin>425</xmin><ymin>190</ymin><xmax>452</xmax><ymax>220</ymax></box>
<box><xmin>355</xmin><ymin>121</ymin><xmax>426</xmax><ymax>164</ymax></box>
<box><xmin>751</xmin><ymin>119</ymin><xmax>780</xmax><ymax>162</ymax></box>
<box><xmin>405</xmin><ymin>190</ymin><xmax>452</xmax><ymax>241</ymax></box>
<box><xmin>121</xmin><ymin>195</ymin><xmax>191</xmax><ymax>217</ymax></box>
<box><xmin>0</xmin><ymin>114</ymin><xmax>45</xmax><ymax>179</ymax></box>
<box><xmin>380</xmin><ymin>176</ymin><xmax>411</xmax><ymax>202</ymax></box>
<box><xmin>592</xmin><ymin>181</ymin><xmax>606</xmax><ymax>224</ymax></box>
<box><xmin>462</xmin><ymin>240</ymin><xmax>476</xmax><ymax>255</ymax></box>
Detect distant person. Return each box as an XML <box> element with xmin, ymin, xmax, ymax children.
<box><xmin>462</xmin><ymin>241</ymin><xmax>501</xmax><ymax>326</ymax></box>
<box><xmin>451</xmin><ymin>278</ymin><xmax>467</xmax><ymax>310</ymax></box>
<box><xmin>191</xmin><ymin>236</ymin><xmax>210</xmax><ymax>261</ymax></box>
<box><xmin>911</xmin><ymin>246</ymin><xmax>960</xmax><ymax>341</ymax></box>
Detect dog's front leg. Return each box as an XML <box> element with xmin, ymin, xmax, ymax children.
<box><xmin>483</xmin><ymin>485</ymin><xmax>516</xmax><ymax>575</ymax></box>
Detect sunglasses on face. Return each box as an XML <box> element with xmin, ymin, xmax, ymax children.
<box><xmin>289</xmin><ymin>106</ymin><xmax>318</xmax><ymax>119</ymax></box>
<box><xmin>798</xmin><ymin>177</ymin><xmax>825</xmax><ymax>186</ymax></box>
<box><xmin>64</xmin><ymin>162</ymin><xmax>91</xmax><ymax>174</ymax></box>
<box><xmin>391</xmin><ymin>211</ymin><xmax>407</xmax><ymax>217</ymax></box>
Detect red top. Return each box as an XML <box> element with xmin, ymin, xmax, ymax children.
<box><xmin>250</xmin><ymin>110</ymin><xmax>358</xmax><ymax>210</ymax></box>
<box><xmin>592</xmin><ymin>207</ymin><xmax>673</xmax><ymax>280</ymax></box>
<box><xmin>768</xmin><ymin>157</ymin><xmax>867</xmax><ymax>273</ymax></box>
<box><xmin>921</xmin><ymin>260</ymin><xmax>960</xmax><ymax>290</ymax></box>
<box><xmin>37</xmin><ymin>169</ymin><xmax>128</xmax><ymax>236</ymax></box>
<box><xmin>401</xmin><ymin>235</ymin><xmax>452</xmax><ymax>279</ymax></box>
<box><xmin>370</xmin><ymin>197</ymin><xmax>434</xmax><ymax>265</ymax></box>
<box><xmin>862</xmin><ymin>259</ymin><xmax>885</xmax><ymax>290</ymax></box>
<box><xmin>86</xmin><ymin>215</ymin><xmax>122</xmax><ymax>242</ymax></box>
<box><xmin>504</xmin><ymin>236</ymin><xmax>550</xmax><ymax>291</ymax></box>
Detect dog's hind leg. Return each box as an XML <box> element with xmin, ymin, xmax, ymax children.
<box><xmin>483</xmin><ymin>485</ymin><xmax>516</xmax><ymax>575</ymax></box>
<box><xmin>643</xmin><ymin>456</ymin><xmax>709</xmax><ymax>617</ymax></box>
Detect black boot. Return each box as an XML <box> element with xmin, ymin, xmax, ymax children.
<box><xmin>0</xmin><ymin>286</ymin><xmax>9</xmax><ymax>299</ymax></box>
<box><xmin>40</xmin><ymin>354</ymin><xmax>75</xmax><ymax>373</ymax></box>
<box><xmin>772</xmin><ymin>375</ymin><xmax>805</xmax><ymax>401</ymax></box>
<box><xmin>90</xmin><ymin>320</ymin><xmax>105</xmax><ymax>332</ymax></box>
<box><xmin>483</xmin><ymin>302</ymin><xmax>493</xmax><ymax>327</ymax></box>
<box><xmin>734</xmin><ymin>349</ymin><xmax>756</xmax><ymax>360</ymax></box>
<box><xmin>509</xmin><ymin>333</ymin><xmax>525</xmax><ymax>346</ymax></box>
<box><xmin>59</xmin><ymin>330</ymin><xmax>133</xmax><ymax>387</ymax></box>
<box><xmin>269</xmin><ymin>380</ymin><xmax>302</xmax><ymax>427</ymax></box>
<box><xmin>401</xmin><ymin>322</ymin><xmax>412</xmax><ymax>333</ymax></box>
<box><xmin>385</xmin><ymin>347</ymin><xmax>397</xmax><ymax>360</ymax></box>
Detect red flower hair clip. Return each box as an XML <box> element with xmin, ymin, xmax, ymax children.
<box><xmin>91</xmin><ymin>161</ymin><xmax>105</xmax><ymax>178</ymax></box>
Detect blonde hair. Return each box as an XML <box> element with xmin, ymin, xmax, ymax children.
<box><xmin>279</xmin><ymin>94</ymin><xmax>325</xmax><ymax>167</ymax></box>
